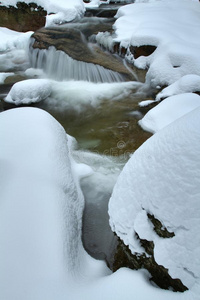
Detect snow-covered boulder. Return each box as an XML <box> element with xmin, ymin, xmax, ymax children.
<box><xmin>0</xmin><ymin>107</ymin><xmax>108</xmax><ymax>300</ymax></box>
<box><xmin>139</xmin><ymin>93</ymin><xmax>200</xmax><ymax>133</ymax></box>
<box><xmin>5</xmin><ymin>79</ymin><xmax>52</xmax><ymax>105</ymax></box>
<box><xmin>109</xmin><ymin>106</ymin><xmax>200</xmax><ymax>295</ymax></box>
<box><xmin>113</xmin><ymin>0</ymin><xmax>200</xmax><ymax>88</ymax></box>
<box><xmin>0</xmin><ymin>0</ymin><xmax>85</xmax><ymax>26</ymax></box>
<box><xmin>156</xmin><ymin>75</ymin><xmax>200</xmax><ymax>101</ymax></box>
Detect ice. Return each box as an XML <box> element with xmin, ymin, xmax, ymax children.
<box><xmin>109</xmin><ymin>106</ymin><xmax>200</xmax><ymax>296</ymax></box>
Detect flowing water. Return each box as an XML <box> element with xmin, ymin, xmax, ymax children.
<box><xmin>0</xmin><ymin>5</ymin><xmax>153</xmax><ymax>266</ymax></box>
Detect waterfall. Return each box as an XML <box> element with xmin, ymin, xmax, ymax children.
<box><xmin>29</xmin><ymin>44</ymin><xmax>125</xmax><ymax>83</ymax></box>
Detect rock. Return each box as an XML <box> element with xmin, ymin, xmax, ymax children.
<box><xmin>130</xmin><ymin>45</ymin><xmax>157</xmax><ymax>59</ymax></box>
<box><xmin>0</xmin><ymin>2</ymin><xmax>46</xmax><ymax>32</ymax></box>
<box><xmin>113</xmin><ymin>237</ymin><xmax>188</xmax><ymax>292</ymax></box>
<box><xmin>31</xmin><ymin>27</ymin><xmax>137</xmax><ymax>81</ymax></box>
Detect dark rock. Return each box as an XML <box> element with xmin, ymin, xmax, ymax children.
<box><xmin>130</xmin><ymin>45</ymin><xmax>157</xmax><ymax>59</ymax></box>
<box><xmin>112</xmin><ymin>237</ymin><xmax>188</xmax><ymax>292</ymax></box>
<box><xmin>85</xmin><ymin>8</ymin><xmax>118</xmax><ymax>18</ymax></box>
<box><xmin>0</xmin><ymin>2</ymin><xmax>46</xmax><ymax>32</ymax></box>
<box><xmin>147</xmin><ymin>213</ymin><xmax>175</xmax><ymax>238</ymax></box>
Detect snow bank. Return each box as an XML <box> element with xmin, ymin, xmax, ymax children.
<box><xmin>139</xmin><ymin>93</ymin><xmax>200</xmax><ymax>133</ymax></box>
<box><xmin>0</xmin><ymin>0</ymin><xmax>85</xmax><ymax>26</ymax></box>
<box><xmin>5</xmin><ymin>79</ymin><xmax>52</xmax><ymax>104</ymax></box>
<box><xmin>109</xmin><ymin>106</ymin><xmax>200</xmax><ymax>297</ymax></box>
<box><xmin>113</xmin><ymin>0</ymin><xmax>200</xmax><ymax>87</ymax></box>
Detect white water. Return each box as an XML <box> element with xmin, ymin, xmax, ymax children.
<box><xmin>29</xmin><ymin>44</ymin><xmax>125</xmax><ymax>83</ymax></box>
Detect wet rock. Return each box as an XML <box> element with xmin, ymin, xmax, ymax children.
<box><xmin>0</xmin><ymin>2</ymin><xmax>46</xmax><ymax>32</ymax></box>
<box><xmin>85</xmin><ymin>8</ymin><xmax>118</xmax><ymax>18</ymax></box>
<box><xmin>31</xmin><ymin>27</ymin><xmax>137</xmax><ymax>81</ymax></box>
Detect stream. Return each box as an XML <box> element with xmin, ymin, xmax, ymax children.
<box><xmin>0</xmin><ymin>4</ymin><xmax>153</xmax><ymax>267</ymax></box>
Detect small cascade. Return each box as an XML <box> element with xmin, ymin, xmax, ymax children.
<box><xmin>29</xmin><ymin>44</ymin><xmax>125</xmax><ymax>83</ymax></box>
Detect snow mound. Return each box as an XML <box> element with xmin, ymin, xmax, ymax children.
<box><xmin>0</xmin><ymin>27</ymin><xmax>32</xmax><ymax>51</ymax></box>
<box><xmin>0</xmin><ymin>107</ymin><xmax>109</xmax><ymax>300</ymax></box>
<box><xmin>113</xmin><ymin>0</ymin><xmax>200</xmax><ymax>87</ymax></box>
<box><xmin>156</xmin><ymin>74</ymin><xmax>200</xmax><ymax>101</ymax></box>
<box><xmin>5</xmin><ymin>79</ymin><xmax>52</xmax><ymax>105</ymax></box>
<box><xmin>109</xmin><ymin>106</ymin><xmax>200</xmax><ymax>294</ymax></box>
<box><xmin>139</xmin><ymin>93</ymin><xmax>200</xmax><ymax>133</ymax></box>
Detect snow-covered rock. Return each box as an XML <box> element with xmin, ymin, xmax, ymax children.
<box><xmin>0</xmin><ymin>106</ymin><xmax>197</xmax><ymax>300</ymax></box>
<box><xmin>0</xmin><ymin>27</ymin><xmax>32</xmax><ymax>51</ymax></box>
<box><xmin>0</xmin><ymin>27</ymin><xmax>32</xmax><ymax>72</ymax></box>
<box><xmin>0</xmin><ymin>0</ymin><xmax>85</xmax><ymax>26</ymax></box>
<box><xmin>113</xmin><ymin>0</ymin><xmax>200</xmax><ymax>87</ymax></box>
<box><xmin>5</xmin><ymin>79</ymin><xmax>52</xmax><ymax>105</ymax></box>
<box><xmin>109</xmin><ymin>106</ymin><xmax>200</xmax><ymax>296</ymax></box>
<box><xmin>139</xmin><ymin>93</ymin><xmax>200</xmax><ymax>133</ymax></box>
<box><xmin>156</xmin><ymin>75</ymin><xmax>200</xmax><ymax>101</ymax></box>
<box><xmin>0</xmin><ymin>107</ymin><xmax>108</xmax><ymax>300</ymax></box>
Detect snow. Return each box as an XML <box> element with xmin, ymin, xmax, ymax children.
<box><xmin>0</xmin><ymin>107</ymin><xmax>109</xmax><ymax>300</ymax></box>
<box><xmin>113</xmin><ymin>0</ymin><xmax>200</xmax><ymax>88</ymax></box>
<box><xmin>139</xmin><ymin>93</ymin><xmax>200</xmax><ymax>133</ymax></box>
<box><xmin>0</xmin><ymin>72</ymin><xmax>14</xmax><ymax>83</ymax></box>
<box><xmin>1</xmin><ymin>107</ymin><xmax>195</xmax><ymax>300</ymax></box>
<box><xmin>4</xmin><ymin>78</ymin><xmax>142</xmax><ymax>108</ymax></box>
<box><xmin>0</xmin><ymin>0</ymin><xmax>85</xmax><ymax>26</ymax></box>
<box><xmin>0</xmin><ymin>28</ymin><xmax>32</xmax><ymax>72</ymax></box>
<box><xmin>156</xmin><ymin>75</ymin><xmax>200</xmax><ymax>101</ymax></box>
<box><xmin>84</xmin><ymin>0</ymin><xmax>101</xmax><ymax>8</ymax></box>
<box><xmin>0</xmin><ymin>27</ymin><xmax>32</xmax><ymax>51</ymax></box>
<box><xmin>5</xmin><ymin>79</ymin><xmax>52</xmax><ymax>105</ymax></box>
<box><xmin>1</xmin><ymin>0</ymin><xmax>200</xmax><ymax>299</ymax></box>
<box><xmin>109</xmin><ymin>106</ymin><xmax>200</xmax><ymax>297</ymax></box>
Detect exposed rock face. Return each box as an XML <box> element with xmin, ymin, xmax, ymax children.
<box><xmin>130</xmin><ymin>45</ymin><xmax>157</xmax><ymax>59</ymax></box>
<box><xmin>0</xmin><ymin>2</ymin><xmax>46</xmax><ymax>32</ymax></box>
<box><xmin>111</xmin><ymin>214</ymin><xmax>187</xmax><ymax>292</ymax></box>
<box><xmin>112</xmin><ymin>236</ymin><xmax>188</xmax><ymax>292</ymax></box>
<box><xmin>31</xmin><ymin>27</ymin><xmax>137</xmax><ymax>81</ymax></box>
